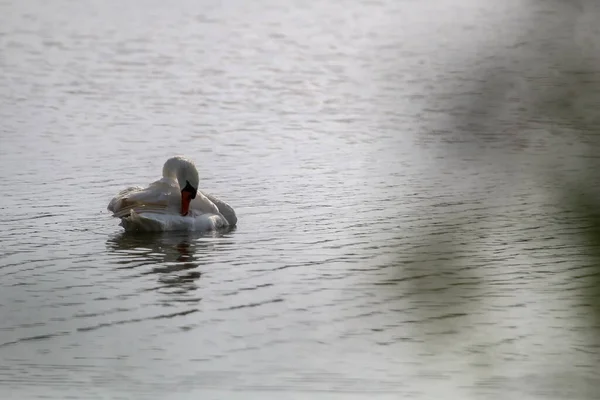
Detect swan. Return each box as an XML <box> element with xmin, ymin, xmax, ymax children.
<box><xmin>108</xmin><ymin>156</ymin><xmax>237</xmax><ymax>232</ymax></box>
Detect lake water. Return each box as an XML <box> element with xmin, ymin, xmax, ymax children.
<box><xmin>1</xmin><ymin>0</ymin><xmax>600</xmax><ymax>398</ymax></box>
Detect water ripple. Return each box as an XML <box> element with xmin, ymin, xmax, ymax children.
<box><xmin>1</xmin><ymin>0</ymin><xmax>600</xmax><ymax>398</ymax></box>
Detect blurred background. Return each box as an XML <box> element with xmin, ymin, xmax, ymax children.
<box><xmin>1</xmin><ymin>0</ymin><xmax>600</xmax><ymax>398</ymax></box>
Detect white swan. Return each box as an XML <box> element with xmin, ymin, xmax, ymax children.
<box><xmin>108</xmin><ymin>156</ymin><xmax>237</xmax><ymax>232</ymax></box>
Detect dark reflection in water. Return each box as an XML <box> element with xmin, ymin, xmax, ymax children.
<box><xmin>107</xmin><ymin>229</ymin><xmax>235</xmax><ymax>252</ymax></box>
<box><xmin>106</xmin><ymin>229</ymin><xmax>236</xmax><ymax>261</ymax></box>
<box><xmin>106</xmin><ymin>229</ymin><xmax>236</xmax><ymax>303</ymax></box>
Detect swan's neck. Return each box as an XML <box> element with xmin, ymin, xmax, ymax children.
<box><xmin>162</xmin><ymin>156</ymin><xmax>199</xmax><ymax>189</ymax></box>
<box><xmin>162</xmin><ymin>157</ymin><xmax>181</xmax><ymax>179</ymax></box>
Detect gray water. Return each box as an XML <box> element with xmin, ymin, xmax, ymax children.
<box><xmin>1</xmin><ymin>0</ymin><xmax>600</xmax><ymax>399</ymax></box>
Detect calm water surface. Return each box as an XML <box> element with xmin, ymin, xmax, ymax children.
<box><xmin>1</xmin><ymin>0</ymin><xmax>600</xmax><ymax>398</ymax></box>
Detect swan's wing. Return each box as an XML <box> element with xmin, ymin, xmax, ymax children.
<box><xmin>108</xmin><ymin>178</ymin><xmax>178</xmax><ymax>218</ymax></box>
<box><xmin>190</xmin><ymin>192</ymin><xmax>221</xmax><ymax>215</ymax></box>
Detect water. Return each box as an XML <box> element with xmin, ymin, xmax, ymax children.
<box><xmin>1</xmin><ymin>0</ymin><xmax>600</xmax><ymax>398</ymax></box>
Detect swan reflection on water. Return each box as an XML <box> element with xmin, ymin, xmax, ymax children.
<box><xmin>105</xmin><ymin>229</ymin><xmax>235</xmax><ymax>301</ymax></box>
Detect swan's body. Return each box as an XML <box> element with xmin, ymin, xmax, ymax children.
<box><xmin>108</xmin><ymin>156</ymin><xmax>237</xmax><ymax>232</ymax></box>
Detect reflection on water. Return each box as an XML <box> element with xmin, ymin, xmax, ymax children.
<box><xmin>106</xmin><ymin>230</ymin><xmax>236</xmax><ymax>304</ymax></box>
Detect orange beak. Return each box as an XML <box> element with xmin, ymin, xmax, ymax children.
<box><xmin>181</xmin><ymin>190</ymin><xmax>193</xmax><ymax>216</ymax></box>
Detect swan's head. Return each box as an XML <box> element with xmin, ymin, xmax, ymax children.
<box><xmin>163</xmin><ymin>156</ymin><xmax>199</xmax><ymax>216</ymax></box>
<box><xmin>178</xmin><ymin>172</ymin><xmax>198</xmax><ymax>217</ymax></box>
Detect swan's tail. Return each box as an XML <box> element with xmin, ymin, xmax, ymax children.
<box><xmin>202</xmin><ymin>192</ymin><xmax>237</xmax><ymax>226</ymax></box>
